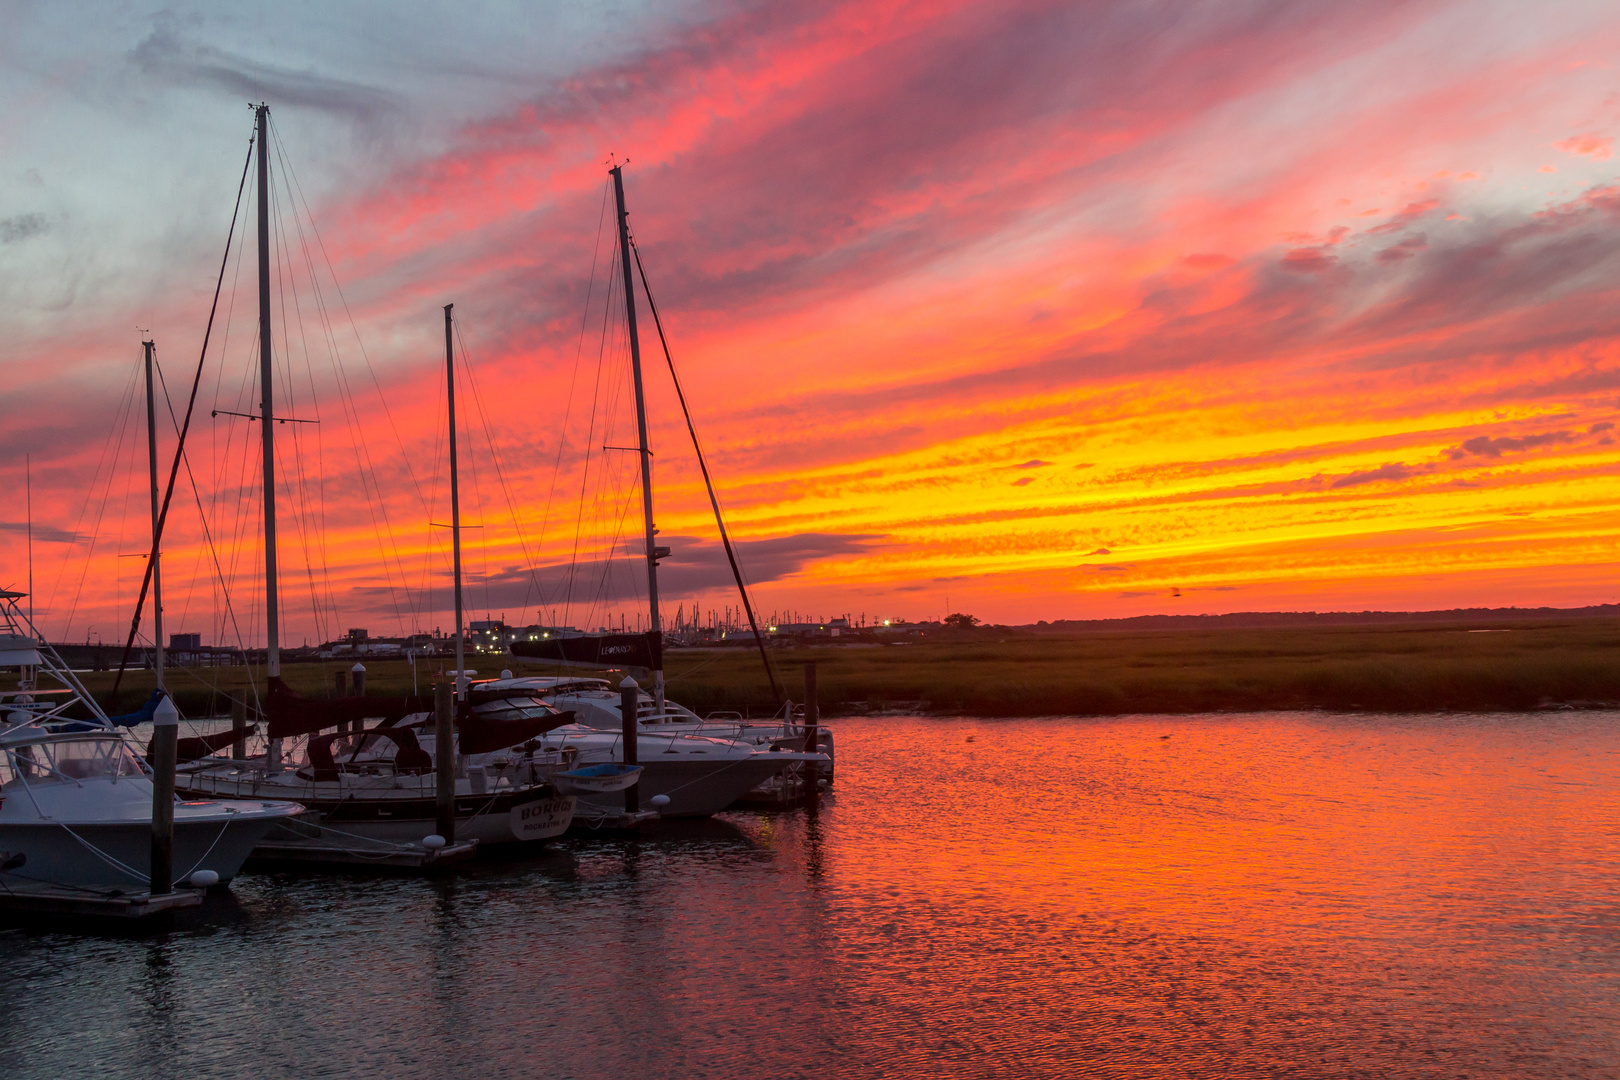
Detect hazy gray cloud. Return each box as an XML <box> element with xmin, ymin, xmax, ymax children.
<box><xmin>363</xmin><ymin>531</ymin><xmax>888</xmax><ymax>613</ymax></box>
<box><xmin>0</xmin><ymin>214</ymin><xmax>48</xmax><ymax>243</ymax></box>
<box><xmin>129</xmin><ymin>15</ymin><xmax>401</xmax><ymax>123</ymax></box>
<box><xmin>0</xmin><ymin>521</ymin><xmax>83</xmax><ymax>543</ymax></box>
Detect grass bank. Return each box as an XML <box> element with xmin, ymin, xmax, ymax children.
<box><xmin>42</xmin><ymin>617</ymin><xmax>1620</xmax><ymax>719</ymax></box>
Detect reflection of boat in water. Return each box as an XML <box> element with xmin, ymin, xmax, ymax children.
<box><xmin>0</xmin><ymin>590</ymin><xmax>299</xmax><ymax>908</ymax></box>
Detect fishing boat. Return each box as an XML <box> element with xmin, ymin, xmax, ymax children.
<box><xmin>0</xmin><ymin>589</ymin><xmax>300</xmax><ymax>910</ymax></box>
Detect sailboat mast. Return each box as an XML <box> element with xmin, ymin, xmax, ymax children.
<box><xmin>256</xmin><ymin>104</ymin><xmax>279</xmax><ymax>683</ymax></box>
<box><xmin>143</xmin><ymin>340</ymin><xmax>165</xmax><ymax>692</ymax></box>
<box><xmin>610</xmin><ymin>164</ymin><xmax>665</xmax><ymax>716</ymax></box>
<box><xmin>445</xmin><ymin>304</ymin><xmax>466</xmax><ymax>701</ymax></box>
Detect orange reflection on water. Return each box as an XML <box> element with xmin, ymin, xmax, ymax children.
<box><xmin>803</xmin><ymin>713</ymin><xmax>1620</xmax><ymax>1076</ymax></box>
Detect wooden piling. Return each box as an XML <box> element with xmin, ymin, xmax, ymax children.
<box><xmin>334</xmin><ymin>668</ymin><xmax>347</xmax><ymax>698</ymax></box>
<box><xmin>434</xmin><ymin>681</ymin><xmax>455</xmax><ymax>842</ymax></box>
<box><xmin>149</xmin><ymin>694</ymin><xmax>178</xmax><ymax>894</ymax></box>
<box><xmin>621</xmin><ymin>677</ymin><xmax>640</xmax><ymax>813</ymax></box>
<box><xmin>230</xmin><ymin>692</ymin><xmax>248</xmax><ymax>759</ymax></box>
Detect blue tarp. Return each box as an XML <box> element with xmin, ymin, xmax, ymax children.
<box><xmin>102</xmin><ymin>689</ymin><xmax>165</xmax><ymax>728</ymax></box>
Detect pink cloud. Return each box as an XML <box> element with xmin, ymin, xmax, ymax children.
<box><xmin>1554</xmin><ymin>132</ymin><xmax>1613</xmax><ymax>160</ymax></box>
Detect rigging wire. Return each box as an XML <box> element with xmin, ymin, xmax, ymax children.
<box><xmin>155</xmin><ymin>351</ymin><xmax>263</xmax><ymax>717</ymax></box>
<box><xmin>632</xmin><ymin>238</ymin><xmax>783</xmax><ymax>701</ymax></box>
<box><xmin>49</xmin><ymin>362</ymin><xmax>142</xmax><ymax>644</ymax></box>
<box><xmin>562</xmin><ymin>236</ymin><xmax>623</xmax><ymax>630</ymax></box>
<box><xmin>268</xmin><ymin>118</ymin><xmax>417</xmax><ymax>638</ymax></box>
<box><xmin>533</xmin><ymin>179</ymin><xmax>613</xmax><ymax>622</ymax></box>
<box><xmin>109</xmin><ymin>132</ymin><xmax>255</xmax><ymax>700</ymax></box>
<box><xmin>451</xmin><ymin>316</ymin><xmax>552</xmax><ymax>626</ymax></box>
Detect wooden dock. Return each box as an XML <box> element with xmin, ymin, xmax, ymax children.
<box><xmin>247</xmin><ymin>835</ymin><xmax>478</xmax><ymax>871</ymax></box>
<box><xmin>0</xmin><ymin>884</ymin><xmax>205</xmax><ymax>920</ymax></box>
<box><xmin>569</xmin><ymin>807</ymin><xmax>662</xmax><ymax>831</ymax></box>
<box><xmin>245</xmin><ymin>816</ymin><xmax>479</xmax><ymax>871</ymax></box>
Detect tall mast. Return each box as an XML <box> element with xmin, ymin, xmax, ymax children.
<box><xmin>256</xmin><ymin>104</ymin><xmax>283</xmax><ymax>771</ymax></box>
<box><xmin>143</xmin><ymin>340</ymin><xmax>165</xmax><ymax>692</ymax></box>
<box><xmin>610</xmin><ymin>164</ymin><xmax>665</xmax><ymax>717</ymax></box>
<box><xmin>445</xmin><ymin>304</ymin><xmax>466</xmax><ymax>702</ymax></box>
<box><xmin>256</xmin><ymin>104</ymin><xmax>279</xmax><ymax>682</ymax></box>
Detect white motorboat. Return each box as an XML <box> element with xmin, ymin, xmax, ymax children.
<box><xmin>495</xmin><ymin>675</ymin><xmax>835</xmax><ymax>783</ymax></box>
<box><xmin>0</xmin><ymin>589</ymin><xmax>300</xmax><ymax>897</ymax></box>
<box><xmin>398</xmin><ymin>681</ymin><xmax>830</xmax><ymax>818</ymax></box>
<box><xmin>486</xmin><ymin>676</ymin><xmax>835</xmax><ymax>803</ymax></box>
<box><xmin>0</xmin><ymin>726</ymin><xmax>300</xmax><ymax>891</ymax></box>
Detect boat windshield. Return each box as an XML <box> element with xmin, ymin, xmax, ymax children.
<box><xmin>0</xmin><ymin>735</ymin><xmax>144</xmax><ymax>788</ymax></box>
<box><xmin>470</xmin><ymin>696</ymin><xmax>558</xmax><ymax>721</ymax></box>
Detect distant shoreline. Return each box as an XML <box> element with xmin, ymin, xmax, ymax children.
<box><xmin>32</xmin><ymin>614</ymin><xmax>1620</xmax><ymax>721</ymax></box>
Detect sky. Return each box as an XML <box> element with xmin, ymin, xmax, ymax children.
<box><xmin>4</xmin><ymin>0</ymin><xmax>1620</xmax><ymax>646</ymax></box>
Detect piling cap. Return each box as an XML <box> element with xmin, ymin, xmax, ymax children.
<box><xmin>351</xmin><ymin>662</ymin><xmax>366</xmax><ymax>673</ymax></box>
<box><xmin>620</xmin><ymin>676</ymin><xmax>638</xmax><ymax>689</ymax></box>
<box><xmin>153</xmin><ymin>694</ymin><xmax>180</xmax><ymax>728</ymax></box>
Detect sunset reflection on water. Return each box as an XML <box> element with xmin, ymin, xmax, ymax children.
<box><xmin>7</xmin><ymin>713</ymin><xmax>1619</xmax><ymax>1079</ymax></box>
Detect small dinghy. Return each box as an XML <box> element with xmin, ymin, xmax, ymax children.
<box><xmin>554</xmin><ymin>763</ymin><xmax>643</xmax><ymax>794</ymax></box>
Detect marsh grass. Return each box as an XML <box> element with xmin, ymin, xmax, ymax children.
<box><xmin>42</xmin><ymin>618</ymin><xmax>1620</xmax><ymax>719</ymax></box>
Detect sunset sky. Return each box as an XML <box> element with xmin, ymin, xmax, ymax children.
<box><xmin>4</xmin><ymin>0</ymin><xmax>1620</xmax><ymax>646</ymax></box>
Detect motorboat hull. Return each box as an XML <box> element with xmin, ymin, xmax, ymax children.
<box><xmin>175</xmin><ymin>770</ymin><xmax>576</xmax><ymax>846</ymax></box>
<box><xmin>0</xmin><ymin>801</ymin><xmax>300</xmax><ymax>890</ymax></box>
<box><xmin>575</xmin><ymin>754</ymin><xmax>822</xmax><ymax>818</ymax></box>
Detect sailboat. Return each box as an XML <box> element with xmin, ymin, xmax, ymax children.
<box><xmin>494</xmin><ymin>163</ymin><xmax>831</xmax><ymax>811</ymax></box>
<box><xmin>171</xmin><ymin>107</ymin><xmax>576</xmax><ymax>862</ymax></box>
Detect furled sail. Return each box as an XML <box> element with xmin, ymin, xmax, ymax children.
<box><xmin>509</xmin><ymin>631</ymin><xmax>662</xmax><ymax>670</ymax></box>
<box><xmin>263</xmin><ymin>676</ymin><xmax>434</xmax><ymax>740</ymax></box>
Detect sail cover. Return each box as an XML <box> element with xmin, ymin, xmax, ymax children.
<box><xmin>510</xmin><ymin>631</ymin><xmax>662</xmax><ymax>670</ymax></box>
<box><xmin>264</xmin><ymin>676</ymin><xmax>434</xmax><ymax>739</ymax></box>
<box><xmin>458</xmin><ymin>706</ymin><xmax>575</xmax><ymax>756</ymax></box>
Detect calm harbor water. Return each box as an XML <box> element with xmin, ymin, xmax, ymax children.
<box><xmin>6</xmin><ymin>712</ymin><xmax>1620</xmax><ymax>1079</ymax></box>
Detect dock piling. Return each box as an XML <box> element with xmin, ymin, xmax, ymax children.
<box><xmin>149</xmin><ymin>693</ymin><xmax>178</xmax><ymax>894</ymax></box>
<box><xmin>434</xmin><ymin>681</ymin><xmax>455</xmax><ymax>842</ymax></box>
<box><xmin>621</xmin><ymin>677</ymin><xmax>640</xmax><ymax>813</ymax></box>
<box><xmin>230</xmin><ymin>692</ymin><xmax>248</xmax><ymax>760</ymax></box>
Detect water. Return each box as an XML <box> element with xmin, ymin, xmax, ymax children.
<box><xmin>6</xmin><ymin>713</ymin><xmax>1620</xmax><ymax>1079</ymax></box>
